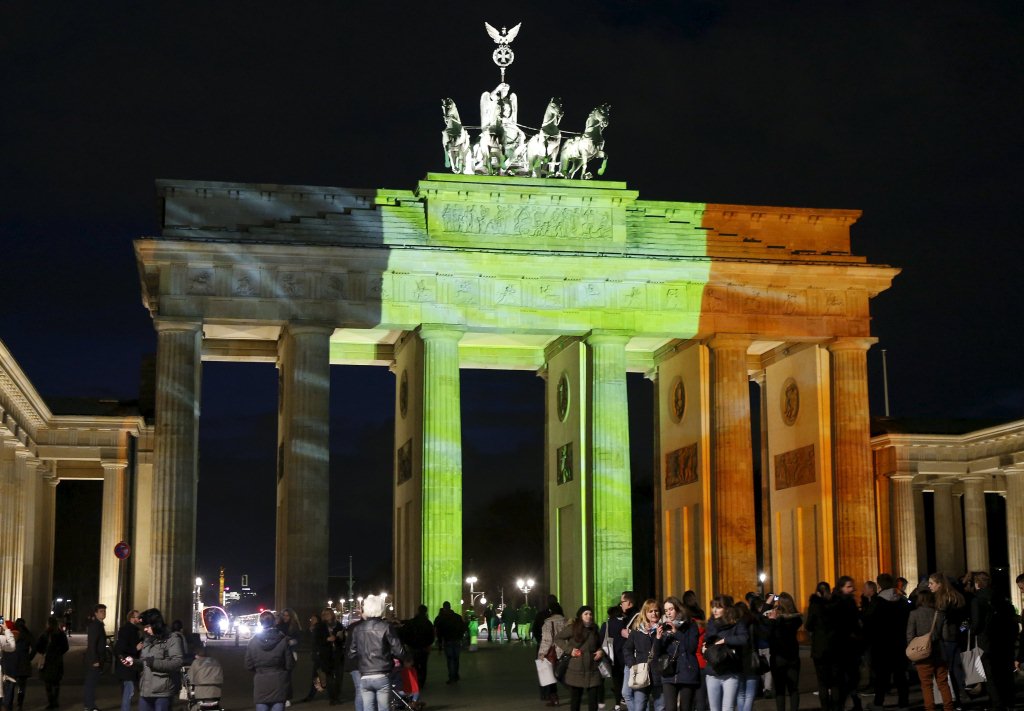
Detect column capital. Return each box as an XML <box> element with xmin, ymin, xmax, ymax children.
<box><xmin>585</xmin><ymin>330</ymin><xmax>632</xmax><ymax>347</ymax></box>
<box><xmin>283</xmin><ymin>323</ymin><xmax>335</xmax><ymax>338</ymax></box>
<box><xmin>889</xmin><ymin>472</ymin><xmax>915</xmax><ymax>482</ymax></box>
<box><xmin>417</xmin><ymin>324</ymin><xmax>466</xmax><ymax>342</ymax></box>
<box><xmin>826</xmin><ymin>337</ymin><xmax>878</xmax><ymax>353</ymax></box>
<box><xmin>930</xmin><ymin>479</ymin><xmax>955</xmax><ymax>489</ymax></box>
<box><xmin>959</xmin><ymin>474</ymin><xmax>988</xmax><ymax>483</ymax></box>
<box><xmin>14</xmin><ymin>447</ymin><xmax>32</xmax><ymax>460</ymax></box>
<box><xmin>707</xmin><ymin>333</ymin><xmax>754</xmax><ymax>351</ymax></box>
<box><xmin>101</xmin><ymin>460</ymin><xmax>129</xmax><ymax>472</ymax></box>
<box><xmin>154</xmin><ymin>318</ymin><xmax>203</xmax><ymax>334</ymax></box>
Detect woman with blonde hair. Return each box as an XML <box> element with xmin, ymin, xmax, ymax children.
<box><xmin>927</xmin><ymin>573</ymin><xmax>967</xmax><ymax>707</ymax></box>
<box><xmin>622</xmin><ymin>599</ymin><xmax>665</xmax><ymax>711</ymax></box>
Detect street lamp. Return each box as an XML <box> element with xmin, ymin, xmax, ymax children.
<box><xmin>516</xmin><ymin>577</ymin><xmax>535</xmax><ymax>607</ymax></box>
<box><xmin>466</xmin><ymin>576</ymin><xmax>486</xmax><ymax>608</ymax></box>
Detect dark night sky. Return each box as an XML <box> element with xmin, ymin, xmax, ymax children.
<box><xmin>4</xmin><ymin>2</ymin><xmax>1021</xmax><ymax>604</ymax></box>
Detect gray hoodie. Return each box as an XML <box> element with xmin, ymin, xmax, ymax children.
<box><xmin>245</xmin><ymin>627</ymin><xmax>294</xmax><ymax>704</ymax></box>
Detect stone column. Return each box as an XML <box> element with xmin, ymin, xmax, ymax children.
<box><xmin>418</xmin><ymin>325</ymin><xmax>464</xmax><ymax>616</ymax></box>
<box><xmin>827</xmin><ymin>338</ymin><xmax>878</xmax><ymax>585</ymax></box>
<box><xmin>587</xmin><ymin>332</ymin><xmax>633</xmax><ymax>608</ymax></box>
<box><xmin>20</xmin><ymin>458</ymin><xmax>44</xmax><ymax>628</ymax></box>
<box><xmin>275</xmin><ymin>324</ymin><xmax>332</xmax><ymax>616</ymax></box>
<box><xmin>0</xmin><ymin>438</ymin><xmax>18</xmax><ymax>616</ymax></box>
<box><xmin>99</xmin><ymin>462</ymin><xmax>128</xmax><ymax>634</ymax></box>
<box><xmin>913</xmin><ymin>487</ymin><xmax>928</xmax><ymax>577</ymax></box>
<box><xmin>1005</xmin><ymin>467</ymin><xmax>1024</xmax><ymax>611</ymax></box>
<box><xmin>708</xmin><ymin>335</ymin><xmax>756</xmax><ymax>599</ymax></box>
<box><xmin>931</xmin><ymin>481</ymin><xmax>956</xmax><ymax>574</ymax></box>
<box><xmin>961</xmin><ymin>475</ymin><xmax>989</xmax><ymax>572</ymax></box>
<box><xmin>890</xmin><ymin>474</ymin><xmax>918</xmax><ymax>584</ymax></box>
<box><xmin>9</xmin><ymin>450</ymin><xmax>30</xmax><ymax>617</ymax></box>
<box><xmin>150</xmin><ymin>319</ymin><xmax>202</xmax><ymax>623</ymax></box>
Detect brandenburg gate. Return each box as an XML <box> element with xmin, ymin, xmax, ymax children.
<box><xmin>133</xmin><ymin>171</ymin><xmax>899</xmax><ymax>621</ymax></box>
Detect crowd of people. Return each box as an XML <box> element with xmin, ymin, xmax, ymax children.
<box><xmin>532</xmin><ymin>571</ymin><xmax>1024</xmax><ymax>711</ymax></box>
<box><xmin>1</xmin><ymin>570</ymin><xmax>1020</xmax><ymax>711</ymax></box>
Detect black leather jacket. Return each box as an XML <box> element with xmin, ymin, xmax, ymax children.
<box><xmin>345</xmin><ymin>618</ymin><xmax>407</xmax><ymax>675</ymax></box>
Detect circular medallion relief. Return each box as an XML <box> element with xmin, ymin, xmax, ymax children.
<box><xmin>556</xmin><ymin>373</ymin><xmax>570</xmax><ymax>422</ymax></box>
<box><xmin>781</xmin><ymin>377</ymin><xmax>800</xmax><ymax>426</ymax></box>
<box><xmin>399</xmin><ymin>369</ymin><xmax>409</xmax><ymax>419</ymax></box>
<box><xmin>669</xmin><ymin>376</ymin><xmax>686</xmax><ymax>423</ymax></box>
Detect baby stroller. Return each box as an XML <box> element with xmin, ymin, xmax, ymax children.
<box><xmin>388</xmin><ymin>663</ymin><xmax>425</xmax><ymax>711</ymax></box>
<box><xmin>180</xmin><ymin>663</ymin><xmax>224</xmax><ymax>711</ymax></box>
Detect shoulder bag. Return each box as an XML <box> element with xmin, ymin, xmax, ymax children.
<box><xmin>554</xmin><ymin>644</ymin><xmax>574</xmax><ymax>682</ymax></box>
<box><xmin>658</xmin><ymin>638</ymin><xmax>679</xmax><ymax>676</ymax></box>
<box><xmin>628</xmin><ymin>641</ymin><xmax>655</xmax><ymax>689</ymax></box>
<box><xmin>906</xmin><ymin>610</ymin><xmax>939</xmax><ymax>662</ymax></box>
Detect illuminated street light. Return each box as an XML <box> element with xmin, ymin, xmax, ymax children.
<box><xmin>193</xmin><ymin>577</ymin><xmax>203</xmax><ymax>634</ymax></box>
<box><xmin>465</xmin><ymin>576</ymin><xmax>486</xmax><ymax>609</ymax></box>
<box><xmin>758</xmin><ymin>571</ymin><xmax>767</xmax><ymax>598</ymax></box>
<box><xmin>516</xmin><ymin>577</ymin><xmax>535</xmax><ymax>607</ymax></box>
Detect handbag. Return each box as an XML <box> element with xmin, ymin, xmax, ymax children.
<box><xmin>657</xmin><ymin>640</ymin><xmax>679</xmax><ymax>676</ymax></box>
<box><xmin>554</xmin><ymin>649</ymin><xmax>572</xmax><ymax>682</ymax></box>
<box><xmin>704</xmin><ymin>642</ymin><xmax>739</xmax><ymax>675</ymax></box>
<box><xmin>601</xmin><ymin>625</ymin><xmax>615</xmax><ymax>663</ymax></box>
<box><xmin>628</xmin><ymin>646</ymin><xmax>655</xmax><ymax>689</ymax></box>
<box><xmin>906</xmin><ymin>610</ymin><xmax>939</xmax><ymax>662</ymax></box>
<box><xmin>535</xmin><ymin>658</ymin><xmax>557</xmax><ymax>686</ymax></box>
<box><xmin>959</xmin><ymin>632</ymin><xmax>986</xmax><ymax>686</ymax></box>
<box><xmin>597</xmin><ymin>658</ymin><xmax>613</xmax><ymax>678</ymax></box>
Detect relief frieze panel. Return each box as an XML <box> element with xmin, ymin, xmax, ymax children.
<box><xmin>276</xmin><ymin>270</ymin><xmax>308</xmax><ymax>298</ymax></box>
<box><xmin>187</xmin><ymin>267</ymin><xmax>214</xmax><ymax>295</ymax></box>
<box><xmin>436</xmin><ymin>202</ymin><xmax>612</xmax><ymax>241</ymax></box>
<box><xmin>774</xmin><ymin>444</ymin><xmax>816</xmax><ymax>490</ymax></box>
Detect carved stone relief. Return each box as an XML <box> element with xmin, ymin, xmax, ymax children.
<box><xmin>437</xmin><ymin>203</ymin><xmax>612</xmax><ymax>240</ymax></box>
<box><xmin>665</xmin><ymin>443</ymin><xmax>698</xmax><ymax>489</ymax></box>
<box><xmin>187</xmin><ymin>268</ymin><xmax>214</xmax><ymax>295</ymax></box>
<box><xmin>774</xmin><ymin>444</ymin><xmax>816</xmax><ymax>490</ymax></box>
<box><xmin>557</xmin><ymin>441</ymin><xmax>573</xmax><ymax>485</ymax></box>
<box><xmin>397</xmin><ymin>438</ymin><xmax>413</xmax><ymax>484</ymax></box>
<box><xmin>780</xmin><ymin>377</ymin><xmax>800</xmax><ymax>426</ymax></box>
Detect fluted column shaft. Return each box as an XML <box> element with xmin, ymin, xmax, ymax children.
<box><xmin>0</xmin><ymin>439</ymin><xmax>19</xmax><ymax>616</ymax></box>
<box><xmin>151</xmin><ymin>320</ymin><xmax>202</xmax><ymax>623</ymax></box>
<box><xmin>961</xmin><ymin>476</ymin><xmax>989</xmax><ymax>572</ymax></box>
<box><xmin>828</xmin><ymin>338</ymin><xmax>878</xmax><ymax>585</ymax></box>
<box><xmin>588</xmin><ymin>333</ymin><xmax>633</xmax><ymax>609</ymax></box>
<box><xmin>1005</xmin><ymin>468</ymin><xmax>1024</xmax><ymax>612</ymax></box>
<box><xmin>709</xmin><ymin>335</ymin><xmax>756</xmax><ymax>599</ymax></box>
<box><xmin>276</xmin><ymin>324</ymin><xmax>332</xmax><ymax>615</ymax></box>
<box><xmin>19</xmin><ymin>459</ymin><xmax>43</xmax><ymax>628</ymax></box>
<box><xmin>931</xmin><ymin>481</ymin><xmax>956</xmax><ymax>573</ymax></box>
<box><xmin>99</xmin><ymin>462</ymin><xmax>128</xmax><ymax>634</ymax></box>
<box><xmin>890</xmin><ymin>474</ymin><xmax>918</xmax><ymax>584</ymax></box>
<box><xmin>419</xmin><ymin>326</ymin><xmax>464</xmax><ymax>616</ymax></box>
<box><xmin>9</xmin><ymin>451</ymin><xmax>30</xmax><ymax>618</ymax></box>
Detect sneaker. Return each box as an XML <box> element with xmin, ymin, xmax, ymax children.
<box><xmin>598</xmin><ymin>705</ymin><xmax>606</xmax><ymax>710</ymax></box>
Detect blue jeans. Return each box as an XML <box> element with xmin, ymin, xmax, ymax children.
<box><xmin>350</xmin><ymin>671</ymin><xmax>363</xmax><ymax>711</ymax></box>
<box><xmin>255</xmin><ymin>704</ymin><xmax>284</xmax><ymax>711</ymax></box>
<box><xmin>138</xmin><ymin>697</ymin><xmax>171</xmax><ymax>711</ymax></box>
<box><xmin>705</xmin><ymin>673</ymin><xmax>739</xmax><ymax>711</ymax></box>
<box><xmin>359</xmin><ymin>673</ymin><xmax>390</xmax><ymax>711</ymax></box>
<box><xmin>629</xmin><ymin>681</ymin><xmax>664</xmax><ymax>711</ymax></box>
<box><xmin>121</xmin><ymin>680</ymin><xmax>135</xmax><ymax>711</ymax></box>
<box><xmin>735</xmin><ymin>675</ymin><xmax>757</xmax><ymax>711</ymax></box>
<box><xmin>444</xmin><ymin>641</ymin><xmax>461</xmax><ymax>680</ymax></box>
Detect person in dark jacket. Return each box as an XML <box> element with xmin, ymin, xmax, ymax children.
<box><xmin>83</xmin><ymin>604</ymin><xmax>107</xmax><ymax>711</ymax></box>
<box><xmin>862</xmin><ymin>574</ymin><xmax>910</xmax><ymax>710</ymax></box>
<box><xmin>433</xmin><ymin>601</ymin><xmax>465</xmax><ymax>684</ymax></box>
<box><xmin>656</xmin><ymin>597</ymin><xmax>700</xmax><ymax>711</ymax></box>
<box><xmin>123</xmin><ymin>609</ymin><xmax>185</xmax><ymax>711</ymax></box>
<box><xmin>114</xmin><ymin>609</ymin><xmax>142</xmax><ymax>711</ymax></box>
<box><xmin>1</xmin><ymin>619</ymin><xmax>34</xmax><ymax>711</ymax></box>
<box><xmin>623</xmin><ymin>598</ymin><xmax>664</xmax><ymax>711</ymax></box>
<box><xmin>275</xmin><ymin>609</ymin><xmax>301</xmax><ymax>704</ymax></box>
<box><xmin>314</xmin><ymin>608</ymin><xmax>345</xmax><ymax>704</ymax></box>
<box><xmin>35</xmin><ymin>616</ymin><xmax>69</xmax><ymax>710</ymax></box>
<box><xmin>703</xmin><ymin>596</ymin><xmax>748</xmax><ymax>711</ymax></box>
<box><xmin>970</xmin><ymin>572</ymin><xmax>1017</xmax><ymax>711</ymax></box>
<box><xmin>399</xmin><ymin>605</ymin><xmax>435</xmax><ymax>691</ymax></box>
<box><xmin>764</xmin><ymin>593</ymin><xmax>802</xmax><ymax>711</ymax></box>
<box><xmin>607</xmin><ymin>591</ymin><xmax>636</xmax><ymax>711</ymax></box>
<box><xmin>346</xmin><ymin>595</ymin><xmax>407</xmax><ymax>711</ymax></box>
<box><xmin>246</xmin><ymin>611</ymin><xmax>295</xmax><ymax>711</ymax></box>
<box><xmin>803</xmin><ymin>582</ymin><xmax>832</xmax><ymax>710</ymax></box>
<box><xmin>825</xmin><ymin>577</ymin><xmax>863</xmax><ymax>711</ymax></box>
<box><xmin>555</xmin><ymin>606</ymin><xmax>605</xmax><ymax>711</ymax></box>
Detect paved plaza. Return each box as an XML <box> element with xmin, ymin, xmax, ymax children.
<box><xmin>22</xmin><ymin>634</ymin><xmax>1020</xmax><ymax>711</ymax></box>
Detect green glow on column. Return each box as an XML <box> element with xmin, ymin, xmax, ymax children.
<box><xmin>588</xmin><ymin>333</ymin><xmax>633</xmax><ymax>610</ymax></box>
<box><xmin>419</xmin><ymin>326</ymin><xmax>464</xmax><ymax>617</ymax></box>
<box><xmin>577</xmin><ymin>343</ymin><xmax>588</xmax><ymax>605</ymax></box>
